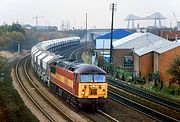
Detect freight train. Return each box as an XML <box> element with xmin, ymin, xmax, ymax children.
<box><xmin>31</xmin><ymin>37</ymin><xmax>107</xmax><ymax>110</ymax></box>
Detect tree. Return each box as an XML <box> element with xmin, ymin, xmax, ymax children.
<box><xmin>0</xmin><ymin>24</ymin><xmax>9</xmax><ymax>33</ymax></box>
<box><xmin>168</xmin><ymin>56</ymin><xmax>180</xmax><ymax>85</ymax></box>
<box><xmin>8</xmin><ymin>23</ymin><xmax>25</xmax><ymax>34</ymax></box>
<box><xmin>8</xmin><ymin>31</ymin><xmax>24</xmax><ymax>42</ymax></box>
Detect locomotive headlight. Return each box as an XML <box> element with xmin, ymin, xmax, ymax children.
<box><xmin>102</xmin><ymin>89</ymin><xmax>105</xmax><ymax>95</ymax></box>
<box><xmin>82</xmin><ymin>89</ymin><xmax>85</xmax><ymax>95</ymax></box>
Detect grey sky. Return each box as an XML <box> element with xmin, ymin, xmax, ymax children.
<box><xmin>0</xmin><ymin>0</ymin><xmax>180</xmax><ymax>29</ymax></box>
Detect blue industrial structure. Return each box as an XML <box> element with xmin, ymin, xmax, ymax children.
<box><xmin>95</xmin><ymin>29</ymin><xmax>132</xmax><ymax>62</ymax></box>
<box><xmin>96</xmin><ymin>29</ymin><xmax>132</xmax><ymax>49</ymax></box>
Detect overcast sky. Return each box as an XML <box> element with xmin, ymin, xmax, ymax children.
<box><xmin>0</xmin><ymin>0</ymin><xmax>180</xmax><ymax>29</ymax></box>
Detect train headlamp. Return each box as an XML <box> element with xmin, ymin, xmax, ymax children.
<box><xmin>103</xmin><ymin>89</ymin><xmax>105</xmax><ymax>95</ymax></box>
<box><xmin>82</xmin><ymin>89</ymin><xmax>85</xmax><ymax>95</ymax></box>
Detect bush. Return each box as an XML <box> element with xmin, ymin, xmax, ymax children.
<box><xmin>168</xmin><ymin>56</ymin><xmax>180</xmax><ymax>85</ymax></box>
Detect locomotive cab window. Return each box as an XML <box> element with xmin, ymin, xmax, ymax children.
<box><xmin>80</xmin><ymin>74</ymin><xmax>93</xmax><ymax>82</ymax></box>
<box><xmin>94</xmin><ymin>75</ymin><xmax>106</xmax><ymax>82</ymax></box>
<box><xmin>80</xmin><ymin>74</ymin><xmax>106</xmax><ymax>82</ymax></box>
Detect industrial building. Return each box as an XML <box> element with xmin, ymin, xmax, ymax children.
<box><xmin>134</xmin><ymin>40</ymin><xmax>180</xmax><ymax>86</ymax></box>
<box><xmin>95</xmin><ymin>29</ymin><xmax>132</xmax><ymax>61</ymax></box>
<box><xmin>112</xmin><ymin>32</ymin><xmax>167</xmax><ymax>71</ymax></box>
<box><xmin>111</xmin><ymin>31</ymin><xmax>180</xmax><ymax>85</ymax></box>
<box><xmin>96</xmin><ymin>29</ymin><xmax>132</xmax><ymax>49</ymax></box>
<box><xmin>160</xmin><ymin>30</ymin><xmax>180</xmax><ymax>41</ymax></box>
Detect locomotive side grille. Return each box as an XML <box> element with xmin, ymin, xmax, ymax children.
<box><xmin>90</xmin><ymin>88</ymin><xmax>97</xmax><ymax>95</ymax></box>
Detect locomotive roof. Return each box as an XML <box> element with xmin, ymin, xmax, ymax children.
<box><xmin>74</xmin><ymin>64</ymin><xmax>106</xmax><ymax>74</ymax></box>
<box><xmin>56</xmin><ymin>59</ymin><xmax>106</xmax><ymax>74</ymax></box>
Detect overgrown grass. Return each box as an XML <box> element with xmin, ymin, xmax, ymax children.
<box><xmin>148</xmin><ymin>85</ymin><xmax>180</xmax><ymax>101</ymax></box>
<box><xmin>0</xmin><ymin>62</ymin><xmax>38</xmax><ymax>121</ymax></box>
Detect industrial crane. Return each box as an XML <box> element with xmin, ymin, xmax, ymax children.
<box><xmin>32</xmin><ymin>15</ymin><xmax>45</xmax><ymax>26</ymax></box>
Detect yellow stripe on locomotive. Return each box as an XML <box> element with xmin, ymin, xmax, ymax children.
<box><xmin>78</xmin><ymin>83</ymin><xmax>107</xmax><ymax>98</ymax></box>
<box><xmin>77</xmin><ymin>74</ymin><xmax>107</xmax><ymax>99</ymax></box>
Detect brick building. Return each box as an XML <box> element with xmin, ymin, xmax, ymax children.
<box><xmin>160</xmin><ymin>30</ymin><xmax>180</xmax><ymax>41</ymax></box>
<box><xmin>112</xmin><ymin>32</ymin><xmax>167</xmax><ymax>71</ymax></box>
<box><xmin>134</xmin><ymin>40</ymin><xmax>180</xmax><ymax>86</ymax></box>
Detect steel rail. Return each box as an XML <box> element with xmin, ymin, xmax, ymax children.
<box><xmin>97</xmin><ymin>109</ymin><xmax>119</xmax><ymax>122</ymax></box>
<box><xmin>108</xmin><ymin>79</ymin><xmax>180</xmax><ymax>112</ymax></box>
<box><xmin>108</xmin><ymin>90</ymin><xmax>179</xmax><ymax>122</ymax></box>
<box><xmin>69</xmin><ymin>46</ymin><xmax>86</xmax><ymax>60</ymax></box>
<box><xmin>24</xmin><ymin>56</ymin><xmax>75</xmax><ymax>122</ymax></box>
<box><xmin>15</xmin><ymin>55</ymin><xmax>55</xmax><ymax>122</ymax></box>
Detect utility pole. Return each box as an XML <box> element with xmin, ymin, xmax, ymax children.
<box><xmin>110</xmin><ymin>3</ymin><xmax>117</xmax><ymax>63</ymax></box>
<box><xmin>86</xmin><ymin>13</ymin><xmax>88</xmax><ymax>48</ymax></box>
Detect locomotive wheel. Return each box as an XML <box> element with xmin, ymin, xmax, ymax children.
<box><xmin>66</xmin><ymin>94</ymin><xmax>71</xmax><ymax>103</ymax></box>
<box><xmin>58</xmin><ymin>88</ymin><xmax>63</xmax><ymax>96</ymax></box>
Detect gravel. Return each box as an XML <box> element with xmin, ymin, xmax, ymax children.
<box><xmin>101</xmin><ymin>99</ymin><xmax>157</xmax><ymax>122</ymax></box>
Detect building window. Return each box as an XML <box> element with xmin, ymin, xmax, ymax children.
<box><xmin>124</xmin><ymin>56</ymin><xmax>133</xmax><ymax>68</ymax></box>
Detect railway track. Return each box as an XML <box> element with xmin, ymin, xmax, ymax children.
<box><xmin>69</xmin><ymin>46</ymin><xmax>86</xmax><ymax>61</ymax></box>
<box><xmin>49</xmin><ymin>44</ymin><xmax>121</xmax><ymax>121</ymax></box>
<box><xmin>30</xmin><ymin>43</ymin><xmax>118</xmax><ymax>121</ymax></box>
<box><xmin>108</xmin><ymin>89</ymin><xmax>180</xmax><ymax>122</ymax></box>
<box><xmin>71</xmin><ymin>47</ymin><xmax>180</xmax><ymax>121</ymax></box>
<box><xmin>61</xmin><ymin>44</ymin><xmax>176</xmax><ymax>121</ymax></box>
<box><xmin>109</xmin><ymin>79</ymin><xmax>180</xmax><ymax>112</ymax></box>
<box><xmin>15</xmin><ymin>55</ymin><xmax>74</xmax><ymax>122</ymax></box>
<box><xmin>62</xmin><ymin>45</ymin><xmax>82</xmax><ymax>58</ymax></box>
<box><xmin>54</xmin><ymin>44</ymin><xmax>83</xmax><ymax>57</ymax></box>
<box><xmin>62</xmin><ymin>44</ymin><xmax>121</xmax><ymax>122</ymax></box>
<box><xmin>97</xmin><ymin>109</ymin><xmax>119</xmax><ymax>122</ymax></box>
<box><xmin>14</xmin><ymin>39</ymin><xmax>119</xmax><ymax>122</ymax></box>
<box><xmin>82</xmin><ymin>109</ymin><xmax>119</xmax><ymax>122</ymax></box>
